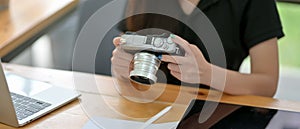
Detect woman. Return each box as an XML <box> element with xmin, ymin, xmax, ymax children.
<box><xmin>111</xmin><ymin>0</ymin><xmax>284</xmax><ymax>97</ymax></box>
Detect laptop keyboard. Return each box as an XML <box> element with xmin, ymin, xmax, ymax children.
<box><xmin>10</xmin><ymin>92</ymin><xmax>52</xmax><ymax>120</ymax></box>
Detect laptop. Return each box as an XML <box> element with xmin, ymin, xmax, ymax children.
<box><xmin>176</xmin><ymin>99</ymin><xmax>300</xmax><ymax>129</ymax></box>
<box><xmin>0</xmin><ymin>62</ymin><xmax>80</xmax><ymax>127</ymax></box>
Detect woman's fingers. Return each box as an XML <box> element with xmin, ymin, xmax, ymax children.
<box><xmin>167</xmin><ymin>63</ymin><xmax>181</xmax><ymax>73</ymax></box>
<box><xmin>111</xmin><ymin>66</ymin><xmax>130</xmax><ymax>79</ymax></box>
<box><xmin>170</xmin><ymin>70</ymin><xmax>181</xmax><ymax>81</ymax></box>
<box><xmin>112</xmin><ymin>36</ymin><xmax>135</xmax><ymax>80</ymax></box>
<box><xmin>161</xmin><ymin>55</ymin><xmax>185</xmax><ymax>64</ymax></box>
<box><xmin>111</xmin><ymin>57</ymin><xmax>132</xmax><ymax>67</ymax></box>
<box><xmin>112</xmin><ymin>47</ymin><xmax>133</xmax><ymax>60</ymax></box>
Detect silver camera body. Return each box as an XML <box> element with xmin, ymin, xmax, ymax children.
<box><xmin>120</xmin><ymin>33</ymin><xmax>181</xmax><ymax>85</ymax></box>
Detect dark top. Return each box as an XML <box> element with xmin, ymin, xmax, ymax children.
<box><xmin>118</xmin><ymin>0</ymin><xmax>284</xmax><ymax>86</ymax></box>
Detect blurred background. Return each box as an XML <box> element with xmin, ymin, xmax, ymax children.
<box><xmin>6</xmin><ymin>0</ymin><xmax>300</xmax><ymax>101</ymax></box>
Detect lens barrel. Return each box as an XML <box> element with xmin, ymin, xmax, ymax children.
<box><xmin>130</xmin><ymin>52</ymin><xmax>161</xmax><ymax>85</ymax></box>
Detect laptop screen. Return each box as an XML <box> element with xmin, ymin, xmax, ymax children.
<box><xmin>176</xmin><ymin>99</ymin><xmax>300</xmax><ymax>129</ymax></box>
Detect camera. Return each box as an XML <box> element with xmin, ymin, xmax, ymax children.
<box><xmin>120</xmin><ymin>32</ymin><xmax>182</xmax><ymax>85</ymax></box>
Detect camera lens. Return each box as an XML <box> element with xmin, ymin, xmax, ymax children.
<box><xmin>130</xmin><ymin>52</ymin><xmax>161</xmax><ymax>85</ymax></box>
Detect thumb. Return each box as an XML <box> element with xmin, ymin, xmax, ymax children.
<box><xmin>169</xmin><ymin>34</ymin><xmax>192</xmax><ymax>55</ymax></box>
<box><xmin>113</xmin><ymin>37</ymin><xmax>123</xmax><ymax>47</ymax></box>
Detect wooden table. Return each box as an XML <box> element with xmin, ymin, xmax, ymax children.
<box><xmin>0</xmin><ymin>0</ymin><xmax>79</xmax><ymax>58</ymax></box>
<box><xmin>1</xmin><ymin>63</ymin><xmax>300</xmax><ymax>128</ymax></box>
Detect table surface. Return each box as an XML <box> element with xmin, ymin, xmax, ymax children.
<box><xmin>1</xmin><ymin>63</ymin><xmax>300</xmax><ymax>129</ymax></box>
<box><xmin>0</xmin><ymin>0</ymin><xmax>78</xmax><ymax>57</ymax></box>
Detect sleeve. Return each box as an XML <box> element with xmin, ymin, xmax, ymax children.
<box><xmin>242</xmin><ymin>0</ymin><xmax>284</xmax><ymax>49</ymax></box>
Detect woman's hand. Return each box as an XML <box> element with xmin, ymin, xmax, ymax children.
<box><xmin>111</xmin><ymin>37</ymin><xmax>133</xmax><ymax>80</ymax></box>
<box><xmin>161</xmin><ymin>35</ymin><xmax>211</xmax><ymax>84</ymax></box>
<box><xmin>162</xmin><ymin>35</ymin><xmax>279</xmax><ymax>96</ymax></box>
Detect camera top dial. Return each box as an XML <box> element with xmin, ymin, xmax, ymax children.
<box><xmin>120</xmin><ymin>33</ymin><xmax>181</xmax><ymax>55</ymax></box>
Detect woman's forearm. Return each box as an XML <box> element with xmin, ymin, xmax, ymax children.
<box><xmin>206</xmin><ymin>64</ymin><xmax>278</xmax><ymax>97</ymax></box>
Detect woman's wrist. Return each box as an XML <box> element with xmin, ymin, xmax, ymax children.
<box><xmin>200</xmin><ymin>62</ymin><xmax>212</xmax><ymax>86</ymax></box>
